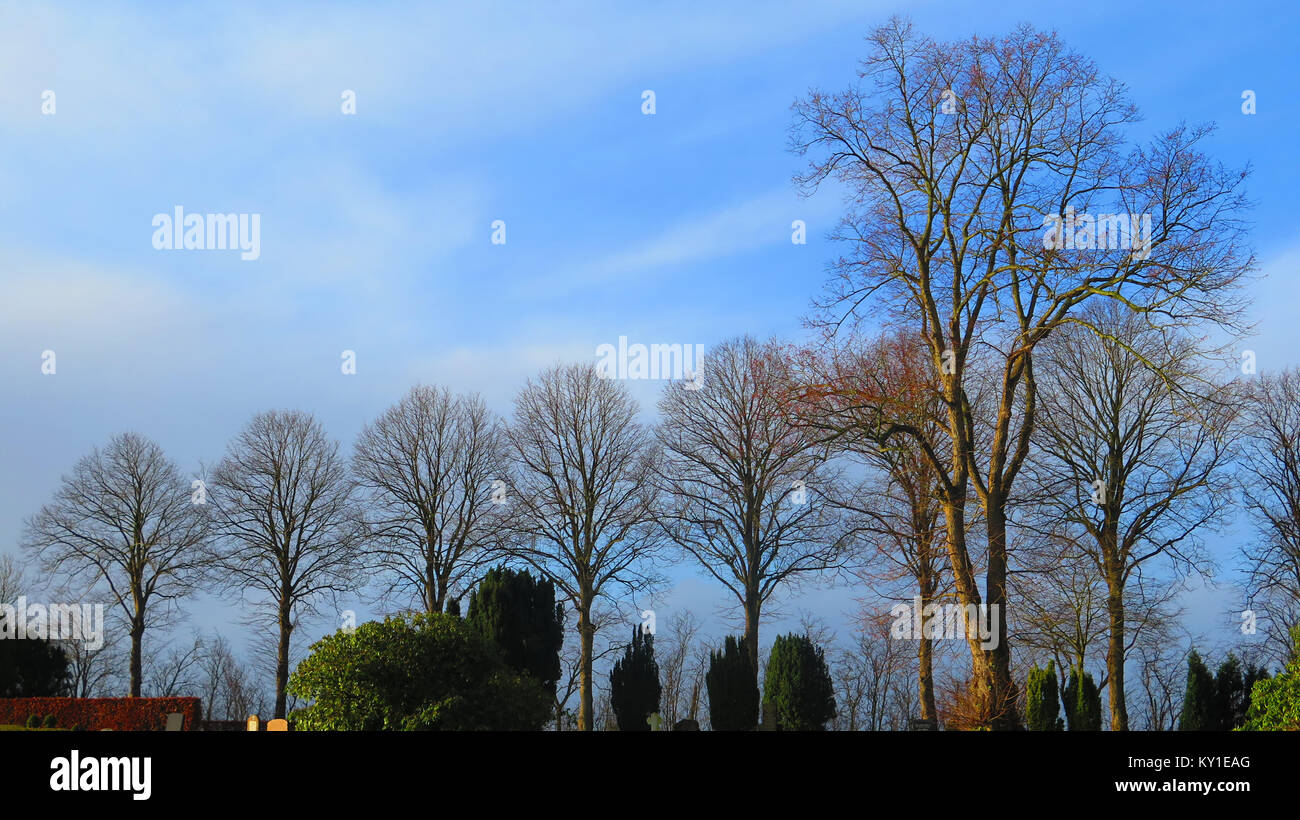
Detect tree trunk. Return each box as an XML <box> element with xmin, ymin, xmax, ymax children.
<box><xmin>985</xmin><ymin>502</ymin><xmax>1017</xmax><ymax>729</ymax></box>
<box><xmin>918</xmin><ymin>562</ymin><xmax>937</xmax><ymax>724</ymax></box>
<box><xmin>743</xmin><ymin>591</ymin><xmax>761</xmax><ymax>687</ymax></box>
<box><xmin>128</xmin><ymin>617</ymin><xmax>144</xmax><ymax>697</ymax></box>
<box><xmin>918</xmin><ymin>617</ymin><xmax>937</xmax><ymax>724</ymax></box>
<box><xmin>275</xmin><ymin>600</ymin><xmax>292</xmax><ymax>719</ymax></box>
<box><xmin>939</xmin><ymin>492</ymin><xmax>999</xmax><ymax>727</ymax></box>
<box><xmin>1106</xmin><ymin>574</ymin><xmax>1128</xmax><ymax>731</ymax></box>
<box><xmin>577</xmin><ymin>600</ymin><xmax>595</xmax><ymax>731</ymax></box>
<box><xmin>431</xmin><ymin>556</ymin><xmax>447</xmax><ymax>613</ymax></box>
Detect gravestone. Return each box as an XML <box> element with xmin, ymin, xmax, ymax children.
<box><xmin>267</xmin><ymin>718</ymin><xmax>289</xmax><ymax>732</ymax></box>
<box><xmin>246</xmin><ymin>715</ymin><xmax>260</xmax><ymax>732</ymax></box>
<box><xmin>645</xmin><ymin>713</ymin><xmax>663</xmax><ymax>731</ymax></box>
<box><xmin>164</xmin><ymin>713</ymin><xmax>184</xmax><ymax>732</ymax></box>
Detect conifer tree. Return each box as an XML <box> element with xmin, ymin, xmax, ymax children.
<box><xmin>762</xmin><ymin>633</ymin><xmax>836</xmax><ymax>731</ymax></box>
<box><xmin>609</xmin><ymin>626</ymin><xmax>661</xmax><ymax>731</ymax></box>
<box><xmin>1179</xmin><ymin>650</ymin><xmax>1215</xmax><ymax>731</ymax></box>
<box><xmin>706</xmin><ymin>635</ymin><xmax>759</xmax><ymax>730</ymax></box>
<box><xmin>466</xmin><ymin>566</ymin><xmax>564</xmax><ymax>700</ymax></box>
<box><xmin>1025</xmin><ymin>661</ymin><xmax>1064</xmax><ymax>731</ymax></box>
<box><xmin>1063</xmin><ymin>665</ymin><xmax>1101</xmax><ymax>731</ymax></box>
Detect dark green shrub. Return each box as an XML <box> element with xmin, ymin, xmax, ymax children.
<box><xmin>41</xmin><ymin>714</ymin><xmax>57</xmax><ymax>729</ymax></box>
<box><xmin>1241</xmin><ymin>626</ymin><xmax>1300</xmax><ymax>731</ymax></box>
<box><xmin>1063</xmin><ymin>666</ymin><xmax>1101</xmax><ymax>731</ymax></box>
<box><xmin>1179</xmin><ymin>650</ymin><xmax>1215</xmax><ymax>731</ymax></box>
<box><xmin>466</xmin><ymin>566</ymin><xmax>564</xmax><ymax>701</ymax></box>
<box><xmin>609</xmin><ymin>627</ymin><xmax>661</xmax><ymax>730</ymax></box>
<box><xmin>1025</xmin><ymin>661</ymin><xmax>1063</xmax><ymax>731</ymax></box>
<box><xmin>25</xmin><ymin>714</ymin><xmax>40</xmax><ymax>729</ymax></box>
<box><xmin>706</xmin><ymin>635</ymin><xmax>759</xmax><ymax>730</ymax></box>
<box><xmin>761</xmin><ymin>633</ymin><xmax>836</xmax><ymax>731</ymax></box>
<box><xmin>288</xmin><ymin>612</ymin><xmax>551</xmax><ymax>731</ymax></box>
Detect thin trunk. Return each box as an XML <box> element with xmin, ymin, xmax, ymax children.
<box><xmin>918</xmin><ymin>549</ymin><xmax>937</xmax><ymax>724</ymax></box>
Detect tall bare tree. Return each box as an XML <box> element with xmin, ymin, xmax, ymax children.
<box><xmin>1240</xmin><ymin>367</ymin><xmax>1300</xmax><ymax>667</ymax></box>
<box><xmin>799</xmin><ymin>331</ymin><xmax>950</xmax><ymax>723</ymax></box>
<box><xmin>353</xmin><ymin>385</ymin><xmax>510</xmax><ymax>613</ymax></box>
<box><xmin>23</xmin><ymin>433</ymin><xmax>208</xmax><ymax>696</ymax></box>
<box><xmin>504</xmin><ymin>363</ymin><xmax>660</xmax><ymax>731</ymax></box>
<box><xmin>207</xmin><ymin>410</ymin><xmax>362</xmax><ymax>718</ymax></box>
<box><xmin>791</xmin><ymin>19</ymin><xmax>1252</xmax><ymax>726</ymax></box>
<box><xmin>656</xmin><ymin>336</ymin><xmax>843</xmax><ymax>680</ymax></box>
<box><xmin>1028</xmin><ymin>305</ymin><xmax>1236</xmax><ymax>729</ymax></box>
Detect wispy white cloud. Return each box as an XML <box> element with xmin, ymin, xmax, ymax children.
<box><xmin>527</xmin><ymin>187</ymin><xmax>839</xmax><ymax>294</ymax></box>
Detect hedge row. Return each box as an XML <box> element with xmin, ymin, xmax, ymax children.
<box><xmin>0</xmin><ymin>697</ymin><xmax>202</xmax><ymax>731</ymax></box>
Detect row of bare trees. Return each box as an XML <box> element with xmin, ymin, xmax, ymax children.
<box><xmin>15</xmin><ymin>322</ymin><xmax>1296</xmax><ymax>729</ymax></box>
<box><xmin>17</xmin><ymin>337</ymin><xmax>846</xmax><ymax>728</ymax></box>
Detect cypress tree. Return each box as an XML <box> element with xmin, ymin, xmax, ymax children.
<box><xmin>1063</xmin><ymin>665</ymin><xmax>1101</xmax><ymax>731</ymax></box>
<box><xmin>1213</xmin><ymin>654</ymin><xmax>1244</xmax><ymax>730</ymax></box>
<box><xmin>1179</xmin><ymin>649</ymin><xmax>1215</xmax><ymax>731</ymax></box>
<box><xmin>706</xmin><ymin>635</ymin><xmax>759</xmax><ymax>730</ymax></box>
<box><xmin>1025</xmin><ymin>660</ymin><xmax>1064</xmax><ymax>731</ymax></box>
<box><xmin>762</xmin><ymin>633</ymin><xmax>836</xmax><ymax>731</ymax></box>
<box><xmin>465</xmin><ymin>566</ymin><xmax>564</xmax><ymax>700</ymax></box>
<box><xmin>609</xmin><ymin>626</ymin><xmax>661</xmax><ymax>731</ymax></box>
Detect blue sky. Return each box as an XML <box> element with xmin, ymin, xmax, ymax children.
<box><xmin>2</xmin><ymin>1</ymin><xmax>1299</xmax><ymax>683</ymax></box>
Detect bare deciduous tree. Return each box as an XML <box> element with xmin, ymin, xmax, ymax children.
<box><xmin>353</xmin><ymin>385</ymin><xmax>510</xmax><ymax>613</ymax></box>
<box><xmin>833</xmin><ymin>612</ymin><xmax>918</xmax><ymax>731</ymax></box>
<box><xmin>505</xmin><ymin>364</ymin><xmax>660</xmax><ymax>731</ymax></box>
<box><xmin>655</xmin><ymin>609</ymin><xmax>705</xmax><ymax>728</ymax></box>
<box><xmin>23</xmin><ymin>433</ymin><xmax>208</xmax><ymax>696</ymax></box>
<box><xmin>1028</xmin><ymin>305</ymin><xmax>1236</xmax><ymax>729</ymax></box>
<box><xmin>197</xmin><ymin>633</ymin><xmax>264</xmax><ymax>721</ymax></box>
<box><xmin>207</xmin><ymin>410</ymin><xmax>362</xmax><ymax>718</ymax></box>
<box><xmin>800</xmin><ymin>331</ymin><xmax>950</xmax><ymax>723</ymax></box>
<box><xmin>144</xmin><ymin>633</ymin><xmax>205</xmax><ymax>698</ymax></box>
<box><xmin>0</xmin><ymin>553</ymin><xmax>27</xmax><ymax>603</ymax></box>
<box><xmin>1240</xmin><ymin>367</ymin><xmax>1300</xmax><ymax>667</ymax></box>
<box><xmin>657</xmin><ymin>336</ymin><xmax>844</xmax><ymax>679</ymax></box>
